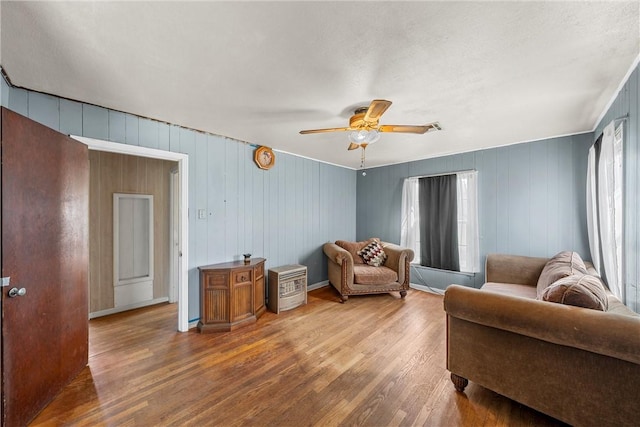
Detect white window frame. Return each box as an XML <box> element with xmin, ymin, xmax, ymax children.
<box><xmin>456</xmin><ymin>171</ymin><xmax>480</xmax><ymax>273</ymax></box>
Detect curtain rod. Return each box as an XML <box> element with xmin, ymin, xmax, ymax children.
<box><xmin>408</xmin><ymin>169</ymin><xmax>476</xmax><ymax>179</ymax></box>
<box><xmin>614</xmin><ymin>114</ymin><xmax>629</xmax><ymax>123</ymax></box>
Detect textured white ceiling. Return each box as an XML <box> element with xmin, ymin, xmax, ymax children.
<box><xmin>1</xmin><ymin>1</ymin><xmax>639</xmax><ymax>169</ymax></box>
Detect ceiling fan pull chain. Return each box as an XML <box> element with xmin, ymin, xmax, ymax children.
<box><xmin>360</xmin><ymin>146</ymin><xmax>367</xmax><ymax>176</ymax></box>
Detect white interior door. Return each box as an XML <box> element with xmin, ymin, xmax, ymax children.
<box><xmin>114</xmin><ymin>193</ymin><xmax>154</xmax><ymax>307</ymax></box>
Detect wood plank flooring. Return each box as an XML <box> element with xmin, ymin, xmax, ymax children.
<box><xmin>30</xmin><ymin>287</ymin><xmax>566</xmax><ymax>426</ymax></box>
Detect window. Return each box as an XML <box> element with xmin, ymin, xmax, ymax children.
<box><xmin>401</xmin><ymin>171</ymin><xmax>479</xmax><ymax>273</ymax></box>
<box><xmin>587</xmin><ymin>121</ymin><xmax>623</xmax><ymax>300</ymax></box>
<box><xmin>456</xmin><ymin>171</ymin><xmax>479</xmax><ymax>273</ymax></box>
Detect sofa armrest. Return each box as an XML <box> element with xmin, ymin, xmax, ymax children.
<box><xmin>444</xmin><ymin>284</ymin><xmax>640</xmax><ymax>365</ymax></box>
<box><xmin>381</xmin><ymin>242</ymin><xmax>414</xmax><ymax>285</ymax></box>
<box><xmin>485</xmin><ymin>253</ymin><xmax>548</xmax><ymax>286</ymax></box>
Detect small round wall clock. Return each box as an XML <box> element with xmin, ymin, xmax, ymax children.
<box><xmin>254</xmin><ymin>146</ymin><xmax>275</xmax><ymax>170</ymax></box>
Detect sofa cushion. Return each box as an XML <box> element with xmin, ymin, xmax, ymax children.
<box><xmin>481</xmin><ymin>282</ymin><xmax>538</xmax><ymax>299</ymax></box>
<box><xmin>541</xmin><ymin>274</ymin><xmax>609</xmax><ymax>311</ymax></box>
<box><xmin>335</xmin><ymin>238</ymin><xmax>379</xmax><ymax>264</ymax></box>
<box><xmin>353</xmin><ymin>265</ymin><xmax>398</xmax><ymax>285</ymax></box>
<box><xmin>606</xmin><ymin>294</ymin><xmax>640</xmax><ymax>317</ymax></box>
<box><xmin>358</xmin><ymin>240</ymin><xmax>388</xmax><ymax>267</ymax></box>
<box><xmin>536</xmin><ymin>251</ymin><xmax>588</xmax><ymax>298</ymax></box>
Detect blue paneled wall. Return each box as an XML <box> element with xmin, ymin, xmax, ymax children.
<box><xmin>356</xmin><ymin>133</ymin><xmax>592</xmax><ymax>290</ymax></box>
<box><xmin>3</xmin><ymin>61</ymin><xmax>637</xmax><ymax>313</ymax></box>
<box><xmin>1</xmin><ymin>78</ymin><xmax>357</xmax><ymax>321</ymax></box>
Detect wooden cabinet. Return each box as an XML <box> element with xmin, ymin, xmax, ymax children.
<box><xmin>197</xmin><ymin>258</ymin><xmax>266</xmax><ymax>333</ymax></box>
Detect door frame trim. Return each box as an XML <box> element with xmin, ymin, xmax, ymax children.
<box><xmin>71</xmin><ymin>135</ymin><xmax>190</xmax><ymax>332</ymax></box>
<box><xmin>169</xmin><ymin>167</ymin><xmax>180</xmax><ymax>304</ymax></box>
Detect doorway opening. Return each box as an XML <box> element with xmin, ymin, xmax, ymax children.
<box><xmin>72</xmin><ymin>135</ymin><xmax>189</xmax><ymax>332</ymax></box>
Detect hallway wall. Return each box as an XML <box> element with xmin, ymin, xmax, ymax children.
<box><xmin>89</xmin><ymin>150</ymin><xmax>176</xmax><ymax>314</ymax></box>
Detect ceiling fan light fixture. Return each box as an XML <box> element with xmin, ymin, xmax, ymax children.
<box><xmin>348</xmin><ymin>130</ymin><xmax>366</xmax><ymax>144</ymax></box>
<box><xmin>364</xmin><ymin>129</ymin><xmax>381</xmax><ymax>144</ymax></box>
<box><xmin>348</xmin><ymin>129</ymin><xmax>380</xmax><ymax>146</ymax></box>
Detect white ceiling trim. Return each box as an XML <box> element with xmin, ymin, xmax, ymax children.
<box><xmin>592</xmin><ymin>52</ymin><xmax>640</xmax><ymax>131</ymax></box>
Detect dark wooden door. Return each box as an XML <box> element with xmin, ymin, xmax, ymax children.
<box><xmin>1</xmin><ymin>107</ymin><xmax>89</xmax><ymax>426</ymax></box>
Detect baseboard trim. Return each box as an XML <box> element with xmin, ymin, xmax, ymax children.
<box><xmin>89</xmin><ymin>297</ymin><xmax>170</xmax><ymax>319</ymax></box>
<box><xmin>410</xmin><ymin>283</ymin><xmax>445</xmax><ymax>296</ymax></box>
<box><xmin>188</xmin><ymin>320</ymin><xmax>199</xmax><ymax>330</ymax></box>
<box><xmin>308</xmin><ymin>280</ymin><xmax>329</xmax><ymax>291</ymax></box>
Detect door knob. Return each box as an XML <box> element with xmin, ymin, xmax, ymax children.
<box><xmin>8</xmin><ymin>287</ymin><xmax>26</xmax><ymax>298</ymax></box>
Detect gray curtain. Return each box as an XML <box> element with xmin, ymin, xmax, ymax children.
<box><xmin>419</xmin><ymin>174</ymin><xmax>460</xmax><ymax>271</ymax></box>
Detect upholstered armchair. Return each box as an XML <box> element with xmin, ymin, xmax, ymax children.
<box><xmin>323</xmin><ymin>238</ymin><xmax>415</xmax><ymax>302</ymax></box>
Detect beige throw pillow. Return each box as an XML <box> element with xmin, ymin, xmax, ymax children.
<box><xmin>541</xmin><ymin>274</ymin><xmax>609</xmax><ymax>311</ymax></box>
<box><xmin>536</xmin><ymin>251</ymin><xmax>588</xmax><ymax>298</ymax></box>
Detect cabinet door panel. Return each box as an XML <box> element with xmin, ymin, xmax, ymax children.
<box><xmin>232</xmin><ymin>282</ymin><xmax>253</xmax><ymax>321</ymax></box>
<box><xmin>204</xmin><ymin>288</ymin><xmax>229</xmax><ymax>323</ymax></box>
<box><xmin>254</xmin><ymin>276</ymin><xmax>265</xmax><ymax>312</ymax></box>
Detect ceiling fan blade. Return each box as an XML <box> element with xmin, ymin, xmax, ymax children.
<box><xmin>347</xmin><ymin>143</ymin><xmax>360</xmax><ymax>151</ymax></box>
<box><xmin>299</xmin><ymin>127</ymin><xmax>351</xmax><ymax>134</ymax></box>
<box><xmin>363</xmin><ymin>99</ymin><xmax>392</xmax><ymax>123</ymax></box>
<box><xmin>378</xmin><ymin>122</ymin><xmax>442</xmax><ymax>134</ymax></box>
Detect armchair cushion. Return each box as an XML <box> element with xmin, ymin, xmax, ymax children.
<box><xmin>335</xmin><ymin>238</ymin><xmax>379</xmax><ymax>264</ymax></box>
<box><xmin>353</xmin><ymin>265</ymin><xmax>398</xmax><ymax>285</ymax></box>
<box><xmin>358</xmin><ymin>240</ymin><xmax>388</xmax><ymax>267</ymax></box>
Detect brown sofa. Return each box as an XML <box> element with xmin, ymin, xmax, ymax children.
<box><xmin>444</xmin><ymin>253</ymin><xmax>640</xmax><ymax>427</ymax></box>
<box><xmin>323</xmin><ymin>238</ymin><xmax>414</xmax><ymax>302</ymax></box>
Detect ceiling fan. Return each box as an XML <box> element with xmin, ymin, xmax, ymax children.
<box><xmin>299</xmin><ymin>99</ymin><xmax>441</xmax><ymax>151</ymax></box>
